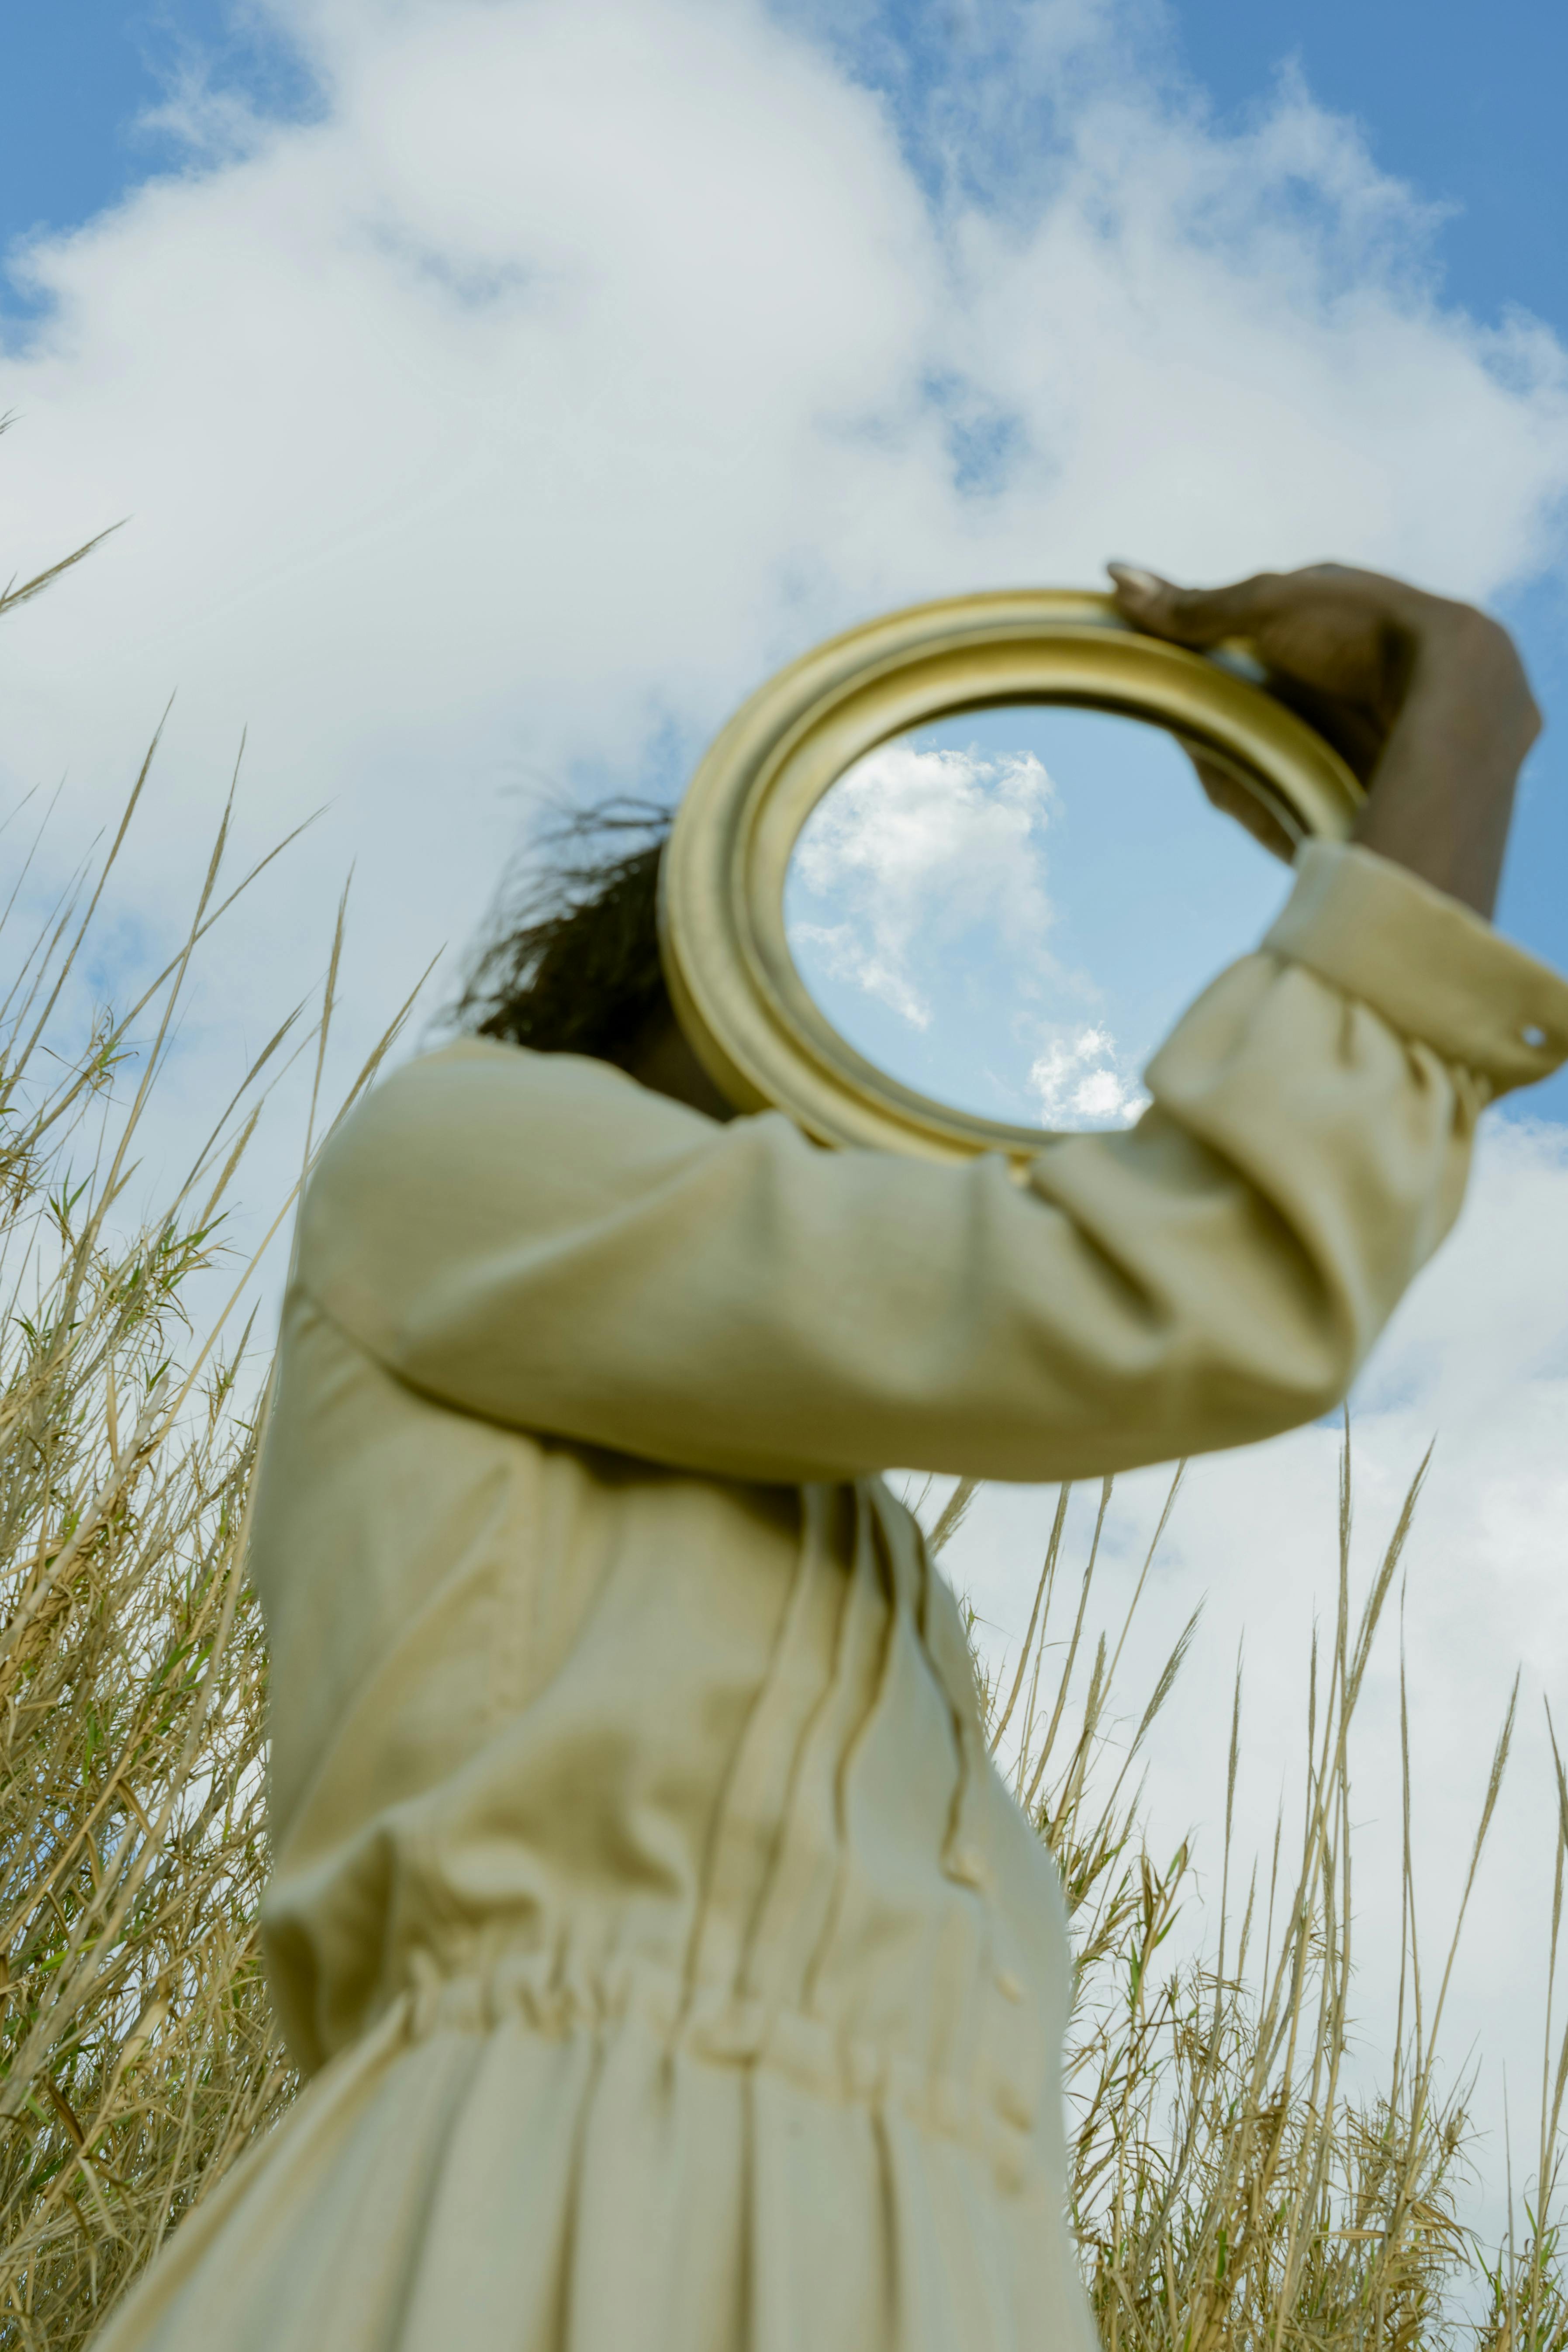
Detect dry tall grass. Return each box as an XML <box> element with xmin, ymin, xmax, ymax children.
<box><xmin>935</xmin><ymin>1457</ymin><xmax>1568</xmax><ymax>2352</ymax></box>
<box><xmin>0</xmin><ymin>841</ymin><xmax>296</xmax><ymax>2339</ymax></box>
<box><xmin>0</xmin><ymin>523</ymin><xmax>427</xmax><ymax>2340</ymax></box>
<box><xmin>0</xmin><ymin>563</ymin><xmax>1563</xmax><ymax>2344</ymax></box>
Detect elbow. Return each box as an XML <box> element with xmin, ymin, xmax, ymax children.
<box><xmin>1159</xmin><ymin>1259</ymin><xmax>1367</xmax><ymax>1453</ymax></box>
<box><xmin>1272</xmin><ymin>1357</ymin><xmax>1355</xmax><ymax>1443</ymax></box>
<box><xmin>1212</xmin><ymin>1306</ymin><xmax>1363</xmax><ymax>1450</ymax></box>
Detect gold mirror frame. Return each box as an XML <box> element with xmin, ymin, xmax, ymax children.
<box><xmin>659</xmin><ymin>590</ymin><xmax>1364</xmax><ymax>1164</ymax></box>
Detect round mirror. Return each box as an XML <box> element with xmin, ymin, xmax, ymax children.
<box><xmin>660</xmin><ymin>591</ymin><xmax>1363</xmax><ymax>1163</ymax></box>
<box><xmin>783</xmin><ymin>705</ymin><xmax>1296</xmax><ymax>1134</ymax></box>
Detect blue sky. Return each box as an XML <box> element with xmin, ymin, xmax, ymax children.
<box><xmin>856</xmin><ymin>0</ymin><xmax>1568</xmax><ymax>1117</ymax></box>
<box><xmin>1182</xmin><ymin>0</ymin><xmax>1568</xmax><ymax>336</ymax></box>
<box><xmin>21</xmin><ymin>0</ymin><xmax>1561</xmax><ymax>328</ymax></box>
<box><xmin>0</xmin><ymin>4</ymin><xmax>309</xmax><ymax>262</ymax></box>
<box><xmin>11</xmin><ymin>0</ymin><xmax>1566</xmax><ymax>339</ymax></box>
<box><xmin>1185</xmin><ymin>0</ymin><xmax>1568</xmax><ymax>1097</ymax></box>
<box><xmin>6</xmin><ymin>0</ymin><xmax>1565</xmax><ymax>1110</ymax></box>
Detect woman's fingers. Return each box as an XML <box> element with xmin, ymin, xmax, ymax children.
<box><xmin>1107</xmin><ymin>563</ymin><xmax>1273</xmax><ymax>647</ymax></box>
<box><xmin>1101</xmin><ymin>558</ymin><xmax>1541</xmax><ymax>916</ymax></box>
<box><xmin>1108</xmin><ymin>560</ymin><xmax>1406</xmax><ymax>735</ymax></box>
<box><xmin>1185</xmin><ymin>752</ymin><xmax>1299</xmax><ymax>864</ymax></box>
<box><xmin>1262</xmin><ymin>674</ymin><xmax>1388</xmax><ymax>785</ymax></box>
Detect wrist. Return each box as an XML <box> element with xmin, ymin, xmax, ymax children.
<box><xmin>1350</xmin><ymin>612</ymin><xmax>1537</xmax><ymax>921</ymax></box>
<box><xmin>1402</xmin><ymin>605</ymin><xmax>1540</xmax><ymax>757</ymax></box>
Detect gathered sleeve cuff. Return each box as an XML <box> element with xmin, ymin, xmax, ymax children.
<box><xmin>1261</xmin><ymin>841</ymin><xmax>1568</xmax><ymax>1098</ymax></box>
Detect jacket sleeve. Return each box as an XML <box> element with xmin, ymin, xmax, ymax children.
<box><xmin>294</xmin><ymin>842</ymin><xmax>1568</xmax><ymax>1484</ymax></box>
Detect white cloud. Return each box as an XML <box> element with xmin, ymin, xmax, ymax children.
<box><xmin>0</xmin><ymin>0</ymin><xmax>1564</xmax><ymax>1115</ymax></box>
<box><xmin>786</xmin><ymin>919</ymin><xmax>936</xmax><ymax>1029</ymax></box>
<box><xmin>1029</xmin><ymin>1021</ymin><xmax>1148</xmax><ymax>1125</ymax></box>
<box><xmin>788</xmin><ymin>739</ymin><xmax>1056</xmax><ymax>1029</ymax></box>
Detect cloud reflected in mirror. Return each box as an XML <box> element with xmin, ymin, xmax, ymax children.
<box><xmin>783</xmin><ymin>705</ymin><xmax>1296</xmax><ymax>1133</ymax></box>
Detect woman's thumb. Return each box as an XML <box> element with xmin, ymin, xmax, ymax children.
<box><xmin>1107</xmin><ymin>563</ymin><xmax>1261</xmax><ymax>647</ymax></box>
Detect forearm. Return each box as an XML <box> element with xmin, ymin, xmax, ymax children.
<box><xmin>1351</xmin><ymin>608</ymin><xmax>1540</xmax><ymax>921</ymax></box>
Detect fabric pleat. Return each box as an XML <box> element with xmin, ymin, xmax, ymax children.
<box><xmin>97</xmin><ymin>1982</ymin><xmax>1089</xmax><ymax>2352</ymax></box>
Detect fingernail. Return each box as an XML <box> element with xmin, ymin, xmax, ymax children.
<box><xmin>1108</xmin><ymin>563</ymin><xmax>1164</xmax><ymax>596</ymax></box>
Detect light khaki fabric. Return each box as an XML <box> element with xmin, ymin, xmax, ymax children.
<box><xmin>94</xmin><ymin>844</ymin><xmax>1568</xmax><ymax>2351</ymax></box>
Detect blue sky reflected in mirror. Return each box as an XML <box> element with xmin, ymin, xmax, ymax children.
<box><xmin>784</xmin><ymin>706</ymin><xmax>1295</xmax><ymax>1132</ymax></box>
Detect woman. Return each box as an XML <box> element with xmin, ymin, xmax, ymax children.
<box><xmin>95</xmin><ymin>563</ymin><xmax>1568</xmax><ymax>2349</ymax></box>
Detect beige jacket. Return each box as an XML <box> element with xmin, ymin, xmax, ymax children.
<box><xmin>92</xmin><ymin>843</ymin><xmax>1568</xmax><ymax>2352</ymax></box>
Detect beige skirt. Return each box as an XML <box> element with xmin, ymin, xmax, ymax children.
<box><xmin>90</xmin><ymin>1948</ymin><xmax>1088</xmax><ymax>2352</ymax></box>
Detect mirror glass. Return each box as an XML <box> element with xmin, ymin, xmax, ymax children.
<box><xmin>783</xmin><ymin>705</ymin><xmax>1298</xmax><ymax>1133</ymax></box>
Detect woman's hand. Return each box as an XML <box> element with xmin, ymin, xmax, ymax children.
<box><xmin>1107</xmin><ymin>560</ymin><xmax>1542</xmax><ymax>920</ymax></box>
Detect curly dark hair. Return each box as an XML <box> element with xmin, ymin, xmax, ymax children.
<box><xmin>455</xmin><ymin>799</ymin><xmax>675</xmax><ymax>1066</ymax></box>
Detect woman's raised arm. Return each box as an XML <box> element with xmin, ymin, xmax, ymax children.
<box><xmin>295</xmin><ymin>837</ymin><xmax>1567</xmax><ymax>1487</ymax></box>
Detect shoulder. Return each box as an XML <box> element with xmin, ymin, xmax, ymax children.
<box><xmin>299</xmin><ymin>1038</ymin><xmax>732</xmax><ymax>1261</ymax></box>
<box><xmin>318</xmin><ymin>1037</ymin><xmax>679</xmax><ymax>1168</ymax></box>
<box><xmin>332</xmin><ymin>1036</ymin><xmax>634</xmax><ymax>1139</ymax></box>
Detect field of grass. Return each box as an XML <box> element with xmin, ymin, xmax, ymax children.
<box><xmin>948</xmin><ymin>1459</ymin><xmax>1568</xmax><ymax>2352</ymax></box>
<box><xmin>1</xmin><ymin>562</ymin><xmax>1565</xmax><ymax>2346</ymax></box>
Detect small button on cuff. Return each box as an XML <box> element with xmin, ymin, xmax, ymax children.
<box><xmin>946</xmin><ymin>1846</ymin><xmax>992</xmax><ymax>1891</ymax></box>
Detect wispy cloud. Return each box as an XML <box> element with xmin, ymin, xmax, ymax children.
<box><xmin>1029</xmin><ymin>1023</ymin><xmax>1148</xmax><ymax>1126</ymax></box>
<box><xmin>788</xmin><ymin>738</ymin><xmax>1057</xmax><ymax>1030</ymax></box>
<box><xmin>786</xmin><ymin>920</ymin><xmax>936</xmax><ymax>1029</ymax></box>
